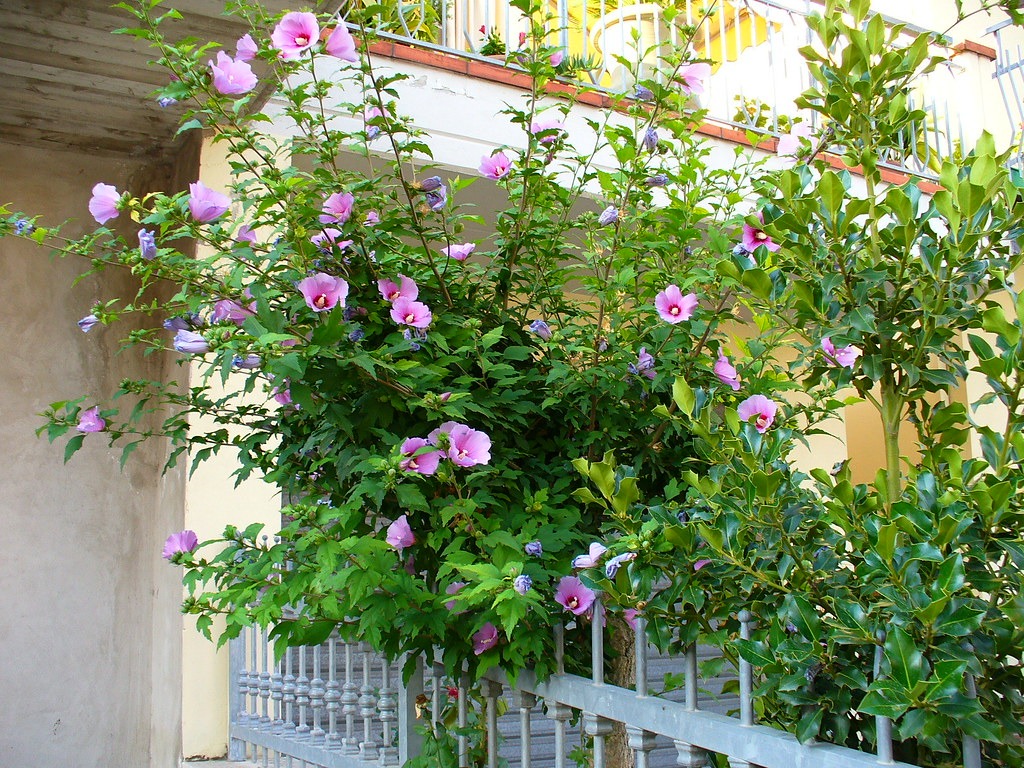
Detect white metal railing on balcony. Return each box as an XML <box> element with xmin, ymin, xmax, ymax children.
<box><xmin>989</xmin><ymin>17</ymin><xmax>1024</xmax><ymax>164</ymax></box>
<box><xmin>349</xmin><ymin>0</ymin><xmax>980</xmax><ymax>177</ymax></box>
<box><xmin>227</xmin><ymin>598</ymin><xmax>985</xmax><ymax>767</ymax></box>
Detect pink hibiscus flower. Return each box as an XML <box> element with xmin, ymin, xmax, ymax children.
<box><xmin>271</xmin><ymin>12</ymin><xmax>319</xmax><ymax>59</ymax></box>
<box><xmin>737</xmin><ymin>394</ymin><xmax>778</xmax><ymax>433</ymax></box>
<box><xmin>297</xmin><ymin>272</ymin><xmax>349</xmax><ymax>312</ymax></box>
<box><xmin>655</xmin><ymin>285</ymin><xmax>698</xmax><ymax>324</ymax></box>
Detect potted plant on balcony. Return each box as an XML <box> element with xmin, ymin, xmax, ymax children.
<box><xmin>478</xmin><ymin>25</ymin><xmax>507</xmax><ymax>57</ymax></box>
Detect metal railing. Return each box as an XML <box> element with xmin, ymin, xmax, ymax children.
<box><xmin>989</xmin><ymin>17</ymin><xmax>1024</xmax><ymax>166</ymax></box>
<box><xmin>226</xmin><ymin>598</ymin><xmax>985</xmax><ymax>767</ymax></box>
<box><xmin>349</xmin><ymin>0</ymin><xmax>976</xmax><ymax>177</ymax></box>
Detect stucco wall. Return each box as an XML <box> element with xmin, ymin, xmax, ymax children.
<box><xmin>0</xmin><ymin>139</ymin><xmax>196</xmax><ymax>768</ymax></box>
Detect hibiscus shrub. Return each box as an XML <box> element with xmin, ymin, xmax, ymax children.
<box><xmin>11</xmin><ymin>0</ymin><xmax>760</xmax><ymax>683</ymax></box>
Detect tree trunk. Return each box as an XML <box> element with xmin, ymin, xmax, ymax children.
<box><xmin>605</xmin><ymin>616</ymin><xmax>636</xmax><ymax>768</ymax></box>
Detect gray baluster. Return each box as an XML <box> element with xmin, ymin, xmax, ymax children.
<box><xmin>584</xmin><ymin>597</ymin><xmax>614</xmax><ymax>767</ymax></box>
<box><xmin>728</xmin><ymin>611</ymin><xmax>755</xmax><ymax>768</ymax></box>
<box><xmin>457</xmin><ymin>667</ymin><xmax>469</xmax><ymax>768</ymax></box>
<box><xmin>483</xmin><ymin>679</ymin><xmax>502</xmax><ymax>768</ymax></box>
<box><xmin>630</xmin><ymin>613</ymin><xmax>656</xmax><ymax>768</ymax></box>
<box><xmin>282</xmin><ymin>647</ymin><xmax>296</xmax><ymax>737</ymax></box>
<box><xmin>398</xmin><ymin>654</ymin><xmax>425</xmax><ymax>764</ymax></box>
<box><xmin>963</xmin><ymin>662</ymin><xmax>982</xmax><ymax>768</ymax></box>
<box><xmin>874</xmin><ymin>633</ymin><xmax>893</xmax><ymax>764</ymax></box>
<box><xmin>325</xmin><ymin>635</ymin><xmax>342</xmax><ymax>749</ymax></box>
<box><xmin>249</xmin><ymin>626</ymin><xmax>261</xmax><ymax>726</ymax></box>
<box><xmin>310</xmin><ymin>643</ymin><xmax>326</xmax><ymax>743</ymax></box>
<box><xmin>260</xmin><ymin>630</ymin><xmax>272</xmax><ymax>728</ymax></box>
<box><xmin>271</xmin><ymin>652</ymin><xmax>284</xmax><ymax>733</ymax></box>
<box><xmin>295</xmin><ymin>646</ymin><xmax>311</xmax><ymax>737</ymax></box>
<box><xmin>431</xmin><ymin>656</ymin><xmax>443</xmax><ymax>727</ymax></box>
<box><xmin>518</xmin><ymin>690</ymin><xmax>536</xmax><ymax>768</ymax></box>
<box><xmin>674</xmin><ymin>642</ymin><xmax>711</xmax><ymax>768</ymax></box>
<box><xmin>584</xmin><ymin>712</ymin><xmax>614</xmax><ymax>768</ymax></box>
<box><xmin>359</xmin><ymin>643</ymin><xmax>379</xmax><ymax>760</ymax></box>
<box><xmin>229</xmin><ymin>635</ymin><xmax>247</xmax><ymax>761</ymax></box>
<box><xmin>546</xmin><ymin>622</ymin><xmax>572</xmax><ymax>768</ymax></box>
<box><xmin>236</xmin><ymin>632</ymin><xmax>250</xmax><ymax>726</ymax></box>
<box><xmin>378</xmin><ymin>656</ymin><xmax>399</xmax><ymax>765</ymax></box>
<box><xmin>342</xmin><ymin>641</ymin><xmax>360</xmax><ymax>753</ymax></box>
<box><xmin>545</xmin><ymin>699</ymin><xmax>573</xmax><ymax>768</ymax></box>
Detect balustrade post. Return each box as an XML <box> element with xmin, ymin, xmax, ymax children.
<box><xmin>398</xmin><ymin>653</ymin><xmax>425</xmax><ymax>764</ymax></box>
<box><xmin>325</xmin><ymin>635</ymin><xmax>342</xmax><ymax>749</ymax></box>
<box><xmin>584</xmin><ymin>597</ymin><xmax>615</xmax><ymax>768</ymax></box>
<box><xmin>518</xmin><ymin>690</ymin><xmax>536</xmax><ymax>768</ymax></box>
<box><xmin>282</xmin><ymin>647</ymin><xmax>296</xmax><ymax>738</ymax></box>
<box><xmin>271</xmin><ymin>651</ymin><xmax>284</xmax><ymax>733</ymax></box>
<box><xmin>310</xmin><ymin>643</ymin><xmax>326</xmax><ymax>743</ymax></box>
<box><xmin>482</xmin><ymin>679</ymin><xmax>503</xmax><ymax>768</ymax></box>
<box><xmin>963</xmin><ymin>664</ymin><xmax>982</xmax><ymax>768</ymax></box>
<box><xmin>378</xmin><ymin>656</ymin><xmax>399</xmax><ymax>765</ymax></box>
<box><xmin>259</xmin><ymin>630</ymin><xmax>272</xmax><ymax>729</ymax></box>
<box><xmin>673</xmin><ymin>640</ymin><xmax>711</xmax><ymax>768</ymax></box>
<box><xmin>728</xmin><ymin>611</ymin><xmax>755</xmax><ymax>768</ymax></box>
<box><xmin>295</xmin><ymin>646</ymin><xmax>311</xmax><ymax>738</ymax></box>
<box><xmin>342</xmin><ymin>640</ymin><xmax>360</xmax><ymax>753</ymax></box>
<box><xmin>630</xmin><ymin>614</ymin><xmax>656</xmax><ymax>768</ymax></box>
<box><xmin>457</xmin><ymin>666</ymin><xmax>470</xmax><ymax>768</ymax></box>
<box><xmin>358</xmin><ymin>642</ymin><xmax>379</xmax><ymax>760</ymax></box>
<box><xmin>249</xmin><ymin>626</ymin><xmax>261</xmax><ymax>729</ymax></box>
<box><xmin>873</xmin><ymin>632</ymin><xmax>893</xmax><ymax>764</ymax></box>
<box><xmin>280</xmin><ymin>651</ymin><xmax>296</xmax><ymax>741</ymax></box>
<box><xmin>228</xmin><ymin>634</ymin><xmax>247</xmax><ymax>761</ymax></box>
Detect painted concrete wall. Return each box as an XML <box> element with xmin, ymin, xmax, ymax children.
<box><xmin>0</xmin><ymin>139</ymin><xmax>196</xmax><ymax>768</ymax></box>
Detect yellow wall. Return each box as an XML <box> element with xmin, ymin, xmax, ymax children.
<box><xmin>180</xmin><ymin>136</ymin><xmax>283</xmax><ymax>759</ymax></box>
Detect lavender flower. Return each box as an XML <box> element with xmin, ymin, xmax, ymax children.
<box><xmin>233</xmin><ymin>354</ymin><xmax>262</xmax><ymax>369</ymax></box>
<box><xmin>425</xmin><ymin>184</ymin><xmax>447</xmax><ymax>211</ymax></box>
<box><xmin>643</xmin><ymin>174</ymin><xmax>669</xmax><ymax>187</ymax></box>
<box><xmin>418</xmin><ymin>176</ymin><xmax>443</xmax><ymax>192</ymax></box>
<box><xmin>598</xmin><ymin>206</ymin><xmax>619</xmax><ymax>226</ymax></box>
<box><xmin>157</xmin><ymin>96</ymin><xmax>178</xmax><ymax>108</ymax></box>
<box><xmin>173</xmin><ymin>329</ymin><xmax>210</xmax><ymax>354</ymax></box>
<box><xmin>348</xmin><ymin>327</ymin><xmax>365</xmax><ymax>342</ymax></box>
<box><xmin>604</xmin><ymin>551</ymin><xmax>636</xmax><ymax>579</ymax></box>
<box><xmin>642</xmin><ymin>127</ymin><xmax>658</xmax><ymax>152</ymax></box>
<box><xmin>529</xmin><ymin>319</ymin><xmax>552</xmax><ymax>340</ymax></box>
<box><xmin>138</xmin><ymin>229</ymin><xmax>157</xmax><ymax>260</ymax></box>
<box><xmin>14</xmin><ymin>218</ymin><xmax>34</xmax><ymax>235</ymax></box>
<box><xmin>513</xmin><ymin>575</ymin><xmax>533</xmax><ymax>594</ymax></box>
<box><xmin>163</xmin><ymin>316</ymin><xmax>191</xmax><ymax>332</ymax></box>
<box><xmin>78</xmin><ymin>314</ymin><xmax>100</xmax><ymax>333</ymax></box>
<box><xmin>633</xmin><ymin>85</ymin><xmax>654</xmax><ymax>101</ymax></box>
<box><xmin>524</xmin><ymin>540</ymin><xmax>543</xmax><ymax>557</ymax></box>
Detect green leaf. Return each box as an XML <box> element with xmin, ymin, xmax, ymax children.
<box><xmin>876</xmin><ymin>522</ymin><xmax>898</xmax><ymax>563</ymax></box>
<box><xmin>782</xmin><ymin>594</ymin><xmax>820</xmax><ymax>639</ymax></box>
<box><xmin>982</xmin><ymin>305</ymin><xmax>1021</xmax><ymax>346</ymax></box>
<box><xmin>884</xmin><ymin>627</ymin><xmax>926</xmax><ymax>690</ymax></box>
<box><xmin>860</xmin><ymin>682</ymin><xmax>911</xmax><ymax>718</ymax></box>
<box><xmin>735</xmin><ymin>639</ymin><xmax>774</xmax><ymax>667</ymax></box>
<box><xmin>968</xmin><ymin>153</ymin><xmax>997</xmax><ymax>188</ymax></box>
<box><xmin>795</xmin><ymin>707</ymin><xmax>824</xmax><ymax>744</ymax></box>
<box><xmin>672</xmin><ymin>377</ymin><xmax>695</xmax><ymax>416</ymax></box>
<box><xmin>817</xmin><ymin>171</ymin><xmax>846</xmax><ymax>217</ymax></box>
<box><xmin>934</xmin><ymin>602</ymin><xmax>985</xmax><ymax>637</ymax></box>
<box><xmin>64</xmin><ymin>433</ymin><xmax>86</xmax><ymax>463</ymax></box>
